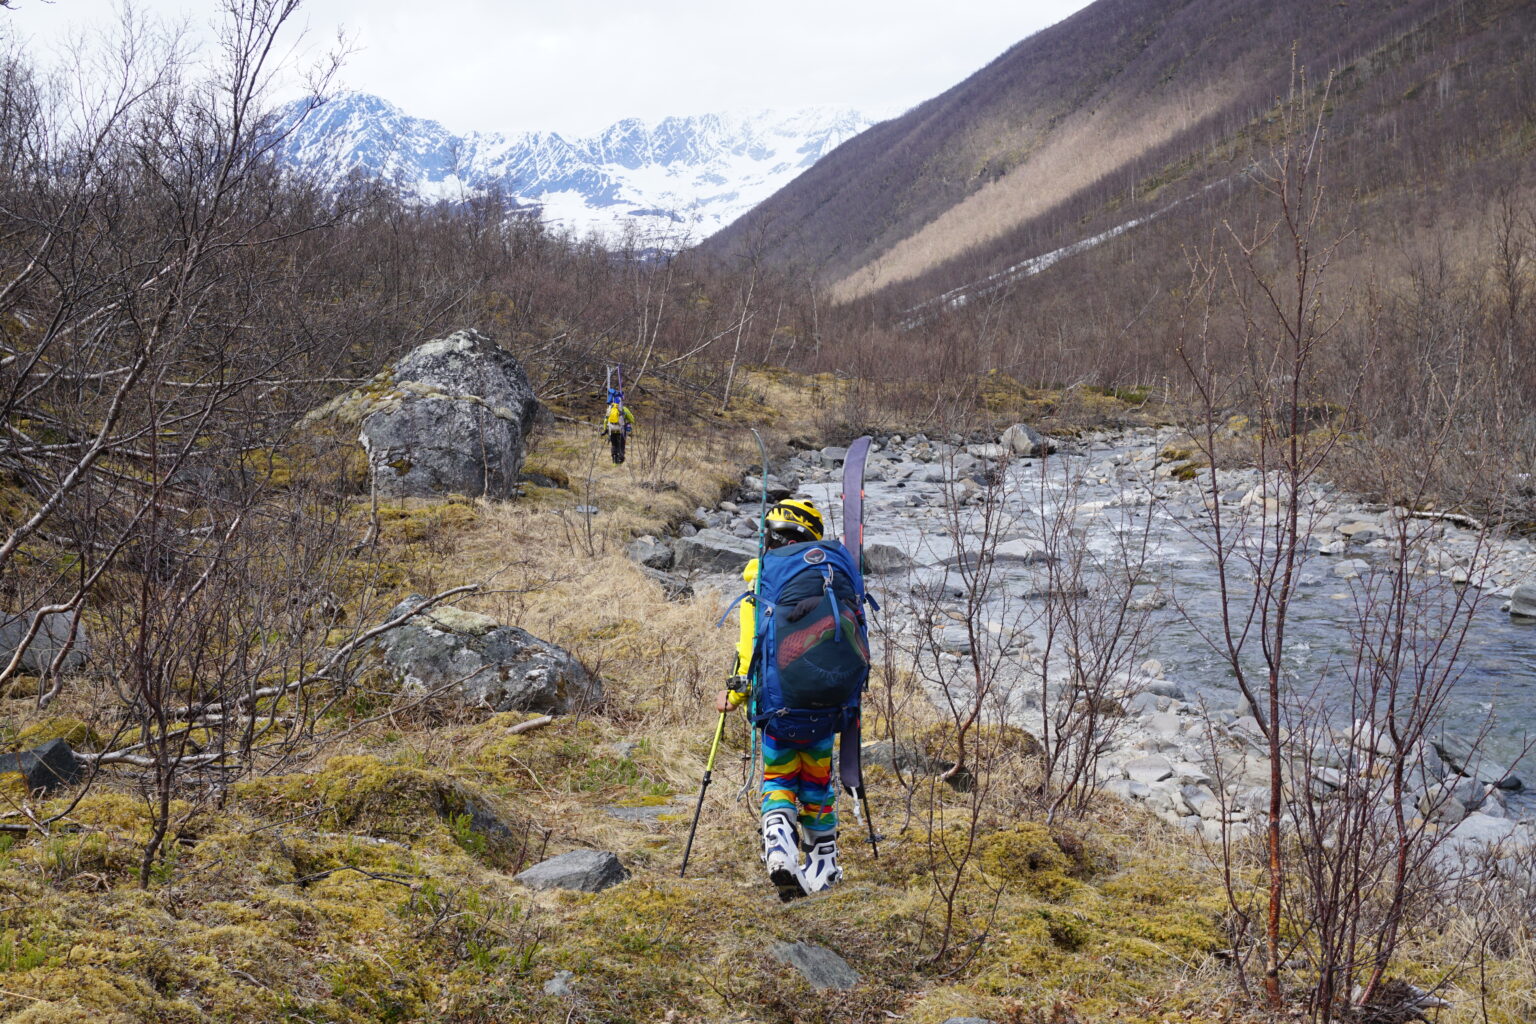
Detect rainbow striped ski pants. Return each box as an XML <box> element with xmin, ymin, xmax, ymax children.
<box><xmin>761</xmin><ymin>726</ymin><xmax>836</xmax><ymax>836</ymax></box>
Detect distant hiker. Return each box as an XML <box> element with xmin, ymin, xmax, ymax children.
<box><xmin>603</xmin><ymin>387</ymin><xmax>634</xmax><ymax>464</ymax></box>
<box><xmin>717</xmin><ymin>497</ymin><xmax>872</xmax><ymax>900</ymax></box>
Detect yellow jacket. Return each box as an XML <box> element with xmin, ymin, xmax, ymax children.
<box><xmin>729</xmin><ymin>556</ymin><xmax>760</xmax><ymax>705</ymax></box>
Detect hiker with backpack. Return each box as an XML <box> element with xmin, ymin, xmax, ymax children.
<box><xmin>603</xmin><ymin>387</ymin><xmax>634</xmax><ymax>464</ymax></box>
<box><xmin>715</xmin><ymin>497</ymin><xmax>873</xmax><ymax>899</ymax></box>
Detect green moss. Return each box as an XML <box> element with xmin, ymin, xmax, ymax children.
<box><xmin>14</xmin><ymin>717</ymin><xmax>106</xmax><ymax>752</ymax></box>
<box><xmin>374</xmin><ymin>501</ymin><xmax>479</xmax><ymax>543</ymax></box>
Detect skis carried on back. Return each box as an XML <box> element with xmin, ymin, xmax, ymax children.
<box><xmin>838</xmin><ymin>437</ymin><xmax>881</xmax><ymax>859</ymax></box>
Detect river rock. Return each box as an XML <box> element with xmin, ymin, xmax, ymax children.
<box><xmin>1430</xmin><ymin>736</ymin><xmax>1523</xmax><ymax>791</ymax></box>
<box><xmin>0</xmin><ymin>739</ymin><xmax>80</xmax><ymax>795</ymax></box>
<box><xmin>672</xmin><ymin>529</ymin><xmax>757</xmax><ymax>573</ymax></box>
<box><xmin>1332</xmin><ymin>558</ymin><xmax>1370</xmax><ymax>580</ymax></box>
<box><xmin>770</xmin><ymin>941</ymin><xmax>860</xmax><ymax>991</ymax></box>
<box><xmin>994</xmin><ymin>539</ymin><xmax>1049</xmax><ymax>564</ymax></box>
<box><xmin>1508</xmin><ymin>584</ymin><xmax>1536</xmax><ymax>620</ymax></box>
<box><xmin>1444</xmin><ymin>812</ymin><xmax>1533</xmax><ymax>852</ymax></box>
<box><xmin>1124</xmin><ymin>754</ymin><xmax>1174</xmax><ymax>784</ymax></box>
<box><xmin>515</xmin><ymin>850</ymin><xmax>628</xmax><ymax>892</ymax></box>
<box><xmin>318</xmin><ymin>329</ymin><xmax>539</xmax><ymax>499</ymax></box>
<box><xmin>626</xmin><ymin>536</ymin><xmax>673</xmax><ymax>571</ymax></box>
<box><xmin>372</xmin><ymin>596</ymin><xmax>600</xmax><ymax>713</ymax></box>
<box><xmin>1416</xmin><ymin>786</ymin><xmax>1468</xmax><ymax>825</ymax></box>
<box><xmin>820</xmin><ymin>446</ymin><xmax>849</xmax><ymax>465</ymax></box>
<box><xmin>863</xmin><ymin>541</ymin><xmax>917</xmax><ymax>575</ymax></box>
<box><xmin>742</xmin><ymin>474</ymin><xmax>797</xmax><ymax>502</ymax></box>
<box><xmin>638</xmin><ymin>567</ymin><xmax>693</xmax><ymax>601</ymax></box>
<box><xmin>1338</xmin><ymin>521</ymin><xmax>1382</xmax><ymax>543</ymax></box>
<box><xmin>0</xmin><ymin>610</ymin><xmax>89</xmax><ymax>674</ymax></box>
<box><xmin>1000</xmin><ymin>422</ymin><xmax>1054</xmax><ymax>457</ymax></box>
<box><xmin>1182</xmin><ymin>784</ymin><xmax>1223</xmax><ymax>819</ymax></box>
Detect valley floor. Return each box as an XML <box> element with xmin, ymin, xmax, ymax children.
<box><xmin>0</xmin><ymin>372</ymin><xmax>1530</xmax><ymax>1024</ymax></box>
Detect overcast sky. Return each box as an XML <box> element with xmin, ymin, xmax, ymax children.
<box><xmin>8</xmin><ymin>1</ymin><xmax>1093</xmax><ymax>136</ymax></box>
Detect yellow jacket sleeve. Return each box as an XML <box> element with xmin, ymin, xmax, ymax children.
<box><xmin>733</xmin><ymin>557</ymin><xmax>760</xmax><ymax>678</ymax></box>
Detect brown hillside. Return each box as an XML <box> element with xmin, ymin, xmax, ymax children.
<box><xmin>701</xmin><ymin>0</ymin><xmax>1482</xmax><ymax>299</ymax></box>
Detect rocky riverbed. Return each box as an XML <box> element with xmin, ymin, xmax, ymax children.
<box><xmin>633</xmin><ymin>426</ymin><xmax>1536</xmax><ymax>864</ymax></box>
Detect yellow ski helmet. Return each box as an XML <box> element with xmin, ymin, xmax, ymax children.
<box><xmin>766</xmin><ymin>498</ymin><xmax>824</xmax><ymax>543</ymax></box>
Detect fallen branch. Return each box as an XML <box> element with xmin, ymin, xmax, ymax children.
<box><xmin>508</xmin><ymin>714</ymin><xmax>555</xmax><ymax>735</ymax></box>
<box><xmin>1407</xmin><ymin>509</ymin><xmax>1485</xmax><ymax>531</ymax></box>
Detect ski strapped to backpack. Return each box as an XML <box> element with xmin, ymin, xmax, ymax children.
<box><xmin>839</xmin><ymin>436</ymin><xmax>880</xmax><ymax>857</ymax></box>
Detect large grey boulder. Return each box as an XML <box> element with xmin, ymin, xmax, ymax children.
<box><xmin>372</xmin><ymin>596</ymin><xmax>599</xmax><ymax>713</ymax></box>
<box><xmin>672</xmin><ymin>528</ymin><xmax>757</xmax><ymax>574</ymax></box>
<box><xmin>1000</xmin><ymin>422</ymin><xmax>1054</xmax><ymax>457</ymax></box>
<box><xmin>0</xmin><ymin>610</ymin><xmax>88</xmax><ymax>674</ymax></box>
<box><xmin>515</xmin><ymin>850</ymin><xmax>628</xmax><ymax>892</ymax></box>
<box><xmin>1508</xmin><ymin>584</ymin><xmax>1536</xmax><ymax>620</ymax></box>
<box><xmin>312</xmin><ymin>330</ymin><xmax>539</xmax><ymax>499</ymax></box>
<box><xmin>770</xmin><ymin>942</ymin><xmax>860</xmax><ymax>991</ymax></box>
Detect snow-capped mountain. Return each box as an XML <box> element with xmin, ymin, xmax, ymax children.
<box><xmin>274</xmin><ymin>93</ymin><xmax>873</xmax><ymax>241</ymax></box>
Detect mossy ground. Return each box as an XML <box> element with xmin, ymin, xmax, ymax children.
<box><xmin>0</xmin><ymin>367</ymin><xmax>1526</xmax><ymax>1022</ymax></box>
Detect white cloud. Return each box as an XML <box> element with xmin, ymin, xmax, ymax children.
<box><xmin>6</xmin><ymin>0</ymin><xmax>1092</xmax><ymax>135</ymax></box>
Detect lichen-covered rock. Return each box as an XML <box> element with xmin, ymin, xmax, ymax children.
<box><xmin>769</xmin><ymin>941</ymin><xmax>860</xmax><ymax>991</ymax></box>
<box><xmin>371</xmin><ymin>596</ymin><xmax>600</xmax><ymax>713</ymax></box>
<box><xmin>310</xmin><ymin>329</ymin><xmax>539</xmax><ymax>499</ymax></box>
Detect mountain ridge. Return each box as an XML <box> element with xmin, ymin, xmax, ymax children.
<box><xmin>274</xmin><ymin>92</ymin><xmax>874</xmax><ymax>241</ymax></box>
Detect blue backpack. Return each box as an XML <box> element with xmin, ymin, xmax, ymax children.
<box><xmin>747</xmin><ymin>539</ymin><xmax>872</xmax><ymax>742</ymax></box>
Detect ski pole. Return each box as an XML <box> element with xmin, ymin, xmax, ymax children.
<box><xmin>679</xmin><ymin>711</ymin><xmax>728</xmax><ymax>878</ymax></box>
<box><xmin>857</xmin><ymin>787</ymin><xmax>880</xmax><ymax>859</ymax></box>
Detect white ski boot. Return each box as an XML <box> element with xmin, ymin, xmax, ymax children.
<box><xmin>800</xmin><ymin>834</ymin><xmax>843</xmax><ymax>893</ymax></box>
<box><xmin>761</xmin><ymin>812</ymin><xmax>805</xmax><ymax>901</ymax></box>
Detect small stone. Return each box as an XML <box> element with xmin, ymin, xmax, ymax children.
<box><xmin>515</xmin><ymin>850</ymin><xmax>628</xmax><ymax>893</ymax></box>
<box><xmin>1332</xmin><ymin>558</ymin><xmax>1370</xmax><ymax>580</ymax></box>
<box><xmin>0</xmin><ymin>739</ymin><xmax>80</xmax><ymax>796</ymax></box>
<box><xmin>626</xmin><ymin>536</ymin><xmax>674</xmax><ymax>571</ymax></box>
<box><xmin>1338</xmin><ymin>521</ymin><xmax>1382</xmax><ymax>543</ymax></box>
<box><xmin>770</xmin><ymin>941</ymin><xmax>860</xmax><ymax>991</ymax></box>
<box><xmin>1143</xmin><ymin>678</ymin><xmax>1185</xmax><ymax>699</ymax></box>
<box><xmin>820</xmin><ymin>446</ymin><xmax>849</xmax><ymax>465</ymax></box>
